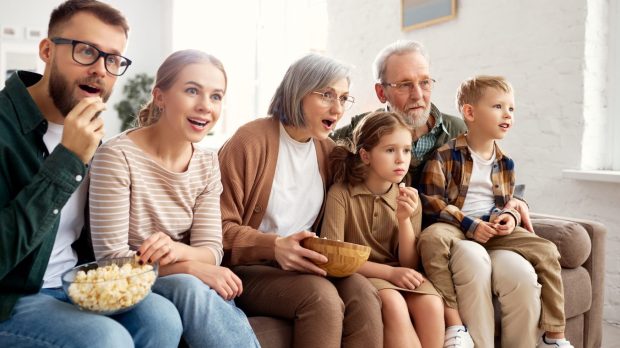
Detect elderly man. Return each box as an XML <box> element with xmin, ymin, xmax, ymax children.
<box><xmin>332</xmin><ymin>40</ymin><xmax>541</xmax><ymax>348</ymax></box>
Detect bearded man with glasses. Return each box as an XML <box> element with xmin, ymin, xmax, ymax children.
<box><xmin>331</xmin><ymin>40</ymin><xmax>542</xmax><ymax>348</ymax></box>
<box><xmin>0</xmin><ymin>1</ymin><xmax>182</xmax><ymax>347</ymax></box>
<box><xmin>331</xmin><ymin>40</ymin><xmax>466</xmax><ymax>188</ymax></box>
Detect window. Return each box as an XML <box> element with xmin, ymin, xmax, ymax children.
<box><xmin>172</xmin><ymin>0</ymin><xmax>327</xmax><ymax>149</ymax></box>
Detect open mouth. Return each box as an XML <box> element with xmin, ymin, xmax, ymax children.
<box><xmin>499</xmin><ymin>123</ymin><xmax>510</xmax><ymax>129</ymax></box>
<box><xmin>188</xmin><ymin>117</ymin><xmax>210</xmax><ymax>128</ymax></box>
<box><xmin>79</xmin><ymin>84</ymin><xmax>101</xmax><ymax>94</ymax></box>
<box><xmin>322</xmin><ymin>119</ymin><xmax>335</xmax><ymax>128</ymax></box>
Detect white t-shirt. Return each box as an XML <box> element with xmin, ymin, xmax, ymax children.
<box><xmin>41</xmin><ymin>122</ymin><xmax>88</xmax><ymax>288</ymax></box>
<box><xmin>258</xmin><ymin>123</ymin><xmax>324</xmax><ymax>236</ymax></box>
<box><xmin>461</xmin><ymin>146</ymin><xmax>496</xmax><ymax>218</ymax></box>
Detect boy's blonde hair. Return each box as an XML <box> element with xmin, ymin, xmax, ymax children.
<box><xmin>455</xmin><ymin>75</ymin><xmax>513</xmax><ymax>115</ymax></box>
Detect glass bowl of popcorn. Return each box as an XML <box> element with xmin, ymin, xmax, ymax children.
<box><xmin>61</xmin><ymin>257</ymin><xmax>158</xmax><ymax>316</ymax></box>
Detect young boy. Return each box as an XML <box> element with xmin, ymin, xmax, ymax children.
<box><xmin>418</xmin><ymin>76</ymin><xmax>573</xmax><ymax>348</ymax></box>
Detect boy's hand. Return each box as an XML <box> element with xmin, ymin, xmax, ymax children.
<box><xmin>388</xmin><ymin>266</ymin><xmax>425</xmax><ymax>290</ymax></box>
<box><xmin>472</xmin><ymin>221</ymin><xmax>498</xmax><ymax>244</ymax></box>
<box><xmin>396</xmin><ymin>184</ymin><xmax>419</xmax><ymax>222</ymax></box>
<box><xmin>493</xmin><ymin>213</ymin><xmax>516</xmax><ymax>235</ymax></box>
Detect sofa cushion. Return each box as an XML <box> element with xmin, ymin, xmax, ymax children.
<box><xmin>562</xmin><ymin>267</ymin><xmax>592</xmax><ymax>318</ymax></box>
<box><xmin>248</xmin><ymin>316</ymin><xmax>292</xmax><ymax>348</ymax></box>
<box><xmin>532</xmin><ymin>219</ymin><xmax>591</xmax><ymax>268</ymax></box>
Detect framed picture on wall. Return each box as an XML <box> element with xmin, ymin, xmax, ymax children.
<box><xmin>401</xmin><ymin>0</ymin><xmax>456</xmax><ymax>31</ymax></box>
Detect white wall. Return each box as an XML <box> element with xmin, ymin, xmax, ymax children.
<box><xmin>326</xmin><ymin>0</ymin><xmax>619</xmax><ymax>323</ymax></box>
<box><xmin>0</xmin><ymin>0</ymin><xmax>171</xmax><ymax>138</ymax></box>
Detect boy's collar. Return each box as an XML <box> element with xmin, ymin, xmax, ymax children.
<box><xmin>455</xmin><ymin>133</ymin><xmax>506</xmax><ymax>160</ymax></box>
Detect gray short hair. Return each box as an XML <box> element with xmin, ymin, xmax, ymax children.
<box><xmin>372</xmin><ymin>40</ymin><xmax>430</xmax><ymax>83</ymax></box>
<box><xmin>268</xmin><ymin>53</ymin><xmax>351</xmax><ymax>128</ymax></box>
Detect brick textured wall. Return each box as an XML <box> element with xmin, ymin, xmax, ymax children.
<box><xmin>326</xmin><ymin>0</ymin><xmax>619</xmax><ymax>323</ymax></box>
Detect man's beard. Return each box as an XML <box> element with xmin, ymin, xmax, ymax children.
<box><xmin>49</xmin><ymin>62</ymin><xmax>112</xmax><ymax>117</ymax></box>
<box><xmin>394</xmin><ymin>104</ymin><xmax>432</xmax><ymax>128</ymax></box>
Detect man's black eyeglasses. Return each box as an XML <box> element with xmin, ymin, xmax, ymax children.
<box><xmin>51</xmin><ymin>37</ymin><xmax>132</xmax><ymax>76</ymax></box>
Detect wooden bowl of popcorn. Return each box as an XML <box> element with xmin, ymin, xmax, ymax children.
<box><xmin>301</xmin><ymin>237</ymin><xmax>371</xmax><ymax>277</ymax></box>
<box><xmin>61</xmin><ymin>257</ymin><xmax>158</xmax><ymax>315</ymax></box>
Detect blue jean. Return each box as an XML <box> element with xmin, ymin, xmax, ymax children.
<box><xmin>0</xmin><ymin>288</ymin><xmax>182</xmax><ymax>348</ymax></box>
<box><xmin>152</xmin><ymin>274</ymin><xmax>260</xmax><ymax>348</ymax></box>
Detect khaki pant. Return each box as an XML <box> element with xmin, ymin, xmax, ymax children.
<box><xmin>419</xmin><ymin>223</ymin><xmax>565</xmax><ymax>333</ymax></box>
<box><xmin>451</xmin><ymin>240</ymin><xmax>541</xmax><ymax>348</ymax></box>
<box><xmin>233</xmin><ymin>265</ymin><xmax>383</xmax><ymax>348</ymax></box>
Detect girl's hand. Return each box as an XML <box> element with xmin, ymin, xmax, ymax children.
<box><xmin>493</xmin><ymin>213</ymin><xmax>516</xmax><ymax>235</ymax></box>
<box><xmin>396</xmin><ymin>185</ymin><xmax>419</xmax><ymax>222</ymax></box>
<box><xmin>388</xmin><ymin>266</ymin><xmax>425</xmax><ymax>290</ymax></box>
<box><xmin>137</xmin><ymin>232</ymin><xmax>179</xmax><ymax>267</ymax></box>
<box><xmin>192</xmin><ymin>263</ymin><xmax>243</xmax><ymax>300</ymax></box>
<box><xmin>274</xmin><ymin>231</ymin><xmax>328</xmax><ymax>276</ymax></box>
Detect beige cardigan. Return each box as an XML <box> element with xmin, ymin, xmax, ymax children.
<box><xmin>218</xmin><ymin>116</ymin><xmax>335</xmax><ymax>265</ymax></box>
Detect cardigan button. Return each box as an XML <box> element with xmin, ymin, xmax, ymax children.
<box><xmin>254</xmin><ymin>206</ymin><xmax>262</xmax><ymax>213</ymax></box>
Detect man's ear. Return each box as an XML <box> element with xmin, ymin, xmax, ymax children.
<box><xmin>374</xmin><ymin>83</ymin><xmax>388</xmax><ymax>104</ymax></box>
<box><xmin>39</xmin><ymin>38</ymin><xmax>53</xmax><ymax>63</ymax></box>
<box><xmin>359</xmin><ymin>148</ymin><xmax>370</xmax><ymax>165</ymax></box>
<box><xmin>462</xmin><ymin>104</ymin><xmax>475</xmax><ymax>123</ymax></box>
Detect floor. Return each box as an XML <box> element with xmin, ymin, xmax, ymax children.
<box><xmin>602</xmin><ymin>321</ymin><xmax>620</xmax><ymax>347</ymax></box>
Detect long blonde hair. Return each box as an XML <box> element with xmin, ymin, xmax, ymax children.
<box><xmin>137</xmin><ymin>49</ymin><xmax>227</xmax><ymax>127</ymax></box>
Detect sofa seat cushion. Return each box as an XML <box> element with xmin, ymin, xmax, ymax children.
<box><xmin>248</xmin><ymin>316</ymin><xmax>292</xmax><ymax>348</ymax></box>
<box><xmin>532</xmin><ymin>219</ymin><xmax>591</xmax><ymax>268</ymax></box>
<box><xmin>561</xmin><ymin>267</ymin><xmax>592</xmax><ymax>318</ymax></box>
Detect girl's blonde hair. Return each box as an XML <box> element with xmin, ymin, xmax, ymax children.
<box><xmin>330</xmin><ymin>111</ymin><xmax>412</xmax><ymax>185</ymax></box>
<box><xmin>137</xmin><ymin>49</ymin><xmax>227</xmax><ymax>127</ymax></box>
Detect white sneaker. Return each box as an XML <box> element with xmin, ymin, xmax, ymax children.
<box><xmin>536</xmin><ymin>334</ymin><xmax>574</xmax><ymax>348</ymax></box>
<box><xmin>444</xmin><ymin>326</ymin><xmax>474</xmax><ymax>348</ymax></box>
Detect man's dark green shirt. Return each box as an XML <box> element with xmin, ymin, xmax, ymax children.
<box><xmin>0</xmin><ymin>71</ymin><xmax>93</xmax><ymax>321</ymax></box>
<box><xmin>330</xmin><ymin>104</ymin><xmax>467</xmax><ymax>187</ymax></box>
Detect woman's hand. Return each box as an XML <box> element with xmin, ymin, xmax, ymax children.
<box><xmin>274</xmin><ymin>231</ymin><xmax>328</xmax><ymax>276</ymax></box>
<box><xmin>396</xmin><ymin>186</ymin><xmax>419</xmax><ymax>222</ymax></box>
<box><xmin>388</xmin><ymin>266</ymin><xmax>425</xmax><ymax>290</ymax></box>
<box><xmin>191</xmin><ymin>263</ymin><xmax>243</xmax><ymax>300</ymax></box>
<box><xmin>137</xmin><ymin>232</ymin><xmax>179</xmax><ymax>266</ymax></box>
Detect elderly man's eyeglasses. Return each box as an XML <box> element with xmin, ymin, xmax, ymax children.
<box><xmin>382</xmin><ymin>78</ymin><xmax>436</xmax><ymax>94</ymax></box>
<box><xmin>312</xmin><ymin>91</ymin><xmax>355</xmax><ymax>110</ymax></box>
<box><xmin>51</xmin><ymin>37</ymin><xmax>132</xmax><ymax>76</ymax></box>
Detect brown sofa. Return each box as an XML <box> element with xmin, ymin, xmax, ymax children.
<box><xmin>246</xmin><ymin>214</ymin><xmax>606</xmax><ymax>348</ymax></box>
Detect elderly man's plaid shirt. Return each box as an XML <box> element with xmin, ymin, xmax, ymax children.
<box><xmin>419</xmin><ymin>134</ymin><xmax>521</xmax><ymax>238</ymax></box>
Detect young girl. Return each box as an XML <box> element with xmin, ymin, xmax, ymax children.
<box><xmin>321</xmin><ymin>111</ymin><xmax>444</xmax><ymax>348</ymax></box>
<box><xmin>89</xmin><ymin>50</ymin><xmax>259</xmax><ymax>347</ymax></box>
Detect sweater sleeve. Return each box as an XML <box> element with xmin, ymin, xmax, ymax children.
<box><xmin>89</xmin><ymin>143</ymin><xmax>134</xmax><ymax>259</ymax></box>
<box><xmin>219</xmin><ymin>134</ymin><xmax>278</xmax><ymax>265</ymax></box>
<box><xmin>189</xmin><ymin>151</ymin><xmax>224</xmax><ymax>265</ymax></box>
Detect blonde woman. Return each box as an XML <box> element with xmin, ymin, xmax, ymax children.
<box><xmin>89</xmin><ymin>50</ymin><xmax>259</xmax><ymax>347</ymax></box>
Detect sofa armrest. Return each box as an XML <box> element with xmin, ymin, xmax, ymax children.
<box><xmin>530</xmin><ymin>213</ymin><xmax>606</xmax><ymax>348</ymax></box>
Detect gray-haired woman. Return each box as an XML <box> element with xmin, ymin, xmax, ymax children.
<box><xmin>218</xmin><ymin>53</ymin><xmax>383</xmax><ymax>347</ymax></box>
